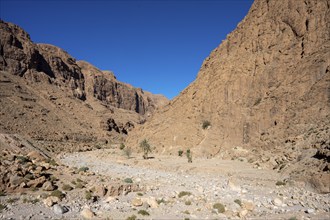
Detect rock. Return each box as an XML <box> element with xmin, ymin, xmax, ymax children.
<box><xmin>53</xmin><ymin>204</ymin><xmax>68</xmax><ymax>215</ymax></box>
<box><xmin>131</xmin><ymin>197</ymin><xmax>143</xmax><ymax>207</ymax></box>
<box><xmin>27</xmin><ymin>176</ymin><xmax>46</xmax><ymax>188</ymax></box>
<box><xmin>273</xmin><ymin>198</ymin><xmax>283</xmax><ymax>207</ymax></box>
<box><xmin>9</xmin><ymin>175</ymin><xmax>24</xmax><ymax>188</ymax></box>
<box><xmin>43</xmin><ymin>196</ymin><xmax>60</xmax><ymax>207</ymax></box>
<box><xmin>243</xmin><ymin>201</ymin><xmax>255</xmax><ymax>211</ymax></box>
<box><xmin>104</xmin><ymin>196</ymin><xmax>117</xmax><ymax>203</ymax></box>
<box><xmin>142</xmin><ymin>197</ymin><xmax>159</xmax><ymax>209</ymax></box>
<box><xmin>94</xmin><ymin>185</ymin><xmax>106</xmax><ymax>197</ymax></box>
<box><xmin>306</xmin><ymin>208</ymin><xmax>315</xmax><ymax>214</ymax></box>
<box><xmin>42</xmin><ymin>181</ymin><xmax>55</xmax><ymax>191</ymax></box>
<box><xmin>27</xmin><ymin>151</ymin><xmax>46</xmax><ymax>162</ymax></box>
<box><xmin>80</xmin><ymin>207</ymin><xmax>95</xmax><ymax>219</ymax></box>
<box><xmin>239</xmin><ymin>209</ymin><xmax>248</xmax><ymax>217</ymax></box>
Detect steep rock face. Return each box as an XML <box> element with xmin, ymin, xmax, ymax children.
<box><xmin>77</xmin><ymin>60</ymin><xmax>168</xmax><ymax>115</ymax></box>
<box><xmin>127</xmin><ymin>0</ymin><xmax>329</xmax><ymax>190</ymax></box>
<box><xmin>0</xmin><ymin>21</ymin><xmax>86</xmax><ymax>100</ymax></box>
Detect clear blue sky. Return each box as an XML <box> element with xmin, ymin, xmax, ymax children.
<box><xmin>1</xmin><ymin>0</ymin><xmax>253</xmax><ymax>99</ymax></box>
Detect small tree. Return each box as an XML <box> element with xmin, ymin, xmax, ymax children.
<box><xmin>124</xmin><ymin>146</ymin><xmax>132</xmax><ymax>159</ymax></box>
<box><xmin>186</xmin><ymin>149</ymin><xmax>192</xmax><ymax>163</ymax></box>
<box><xmin>140</xmin><ymin>139</ymin><xmax>151</xmax><ymax>159</ymax></box>
<box><xmin>202</xmin><ymin>120</ymin><xmax>211</xmax><ymax>129</ymax></box>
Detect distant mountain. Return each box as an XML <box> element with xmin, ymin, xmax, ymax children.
<box><xmin>0</xmin><ymin>20</ymin><xmax>168</xmax><ymax>152</ymax></box>
<box><xmin>127</xmin><ymin>0</ymin><xmax>329</xmax><ymax>193</ymax></box>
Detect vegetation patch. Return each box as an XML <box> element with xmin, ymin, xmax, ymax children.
<box><xmin>276</xmin><ymin>181</ymin><xmax>286</xmax><ymax>186</ymax></box>
<box><xmin>78</xmin><ymin>166</ymin><xmax>89</xmax><ymax>172</ymax></box>
<box><xmin>202</xmin><ymin>120</ymin><xmax>211</xmax><ymax>129</ymax></box>
<box><xmin>213</xmin><ymin>202</ymin><xmax>225</xmax><ymax>213</ymax></box>
<box><xmin>62</xmin><ymin>184</ymin><xmax>73</xmax><ymax>191</ymax></box>
<box><xmin>126</xmin><ymin>215</ymin><xmax>137</xmax><ymax>220</ymax></box>
<box><xmin>50</xmin><ymin>190</ymin><xmax>65</xmax><ymax>199</ymax></box>
<box><xmin>234</xmin><ymin>199</ymin><xmax>242</xmax><ymax>207</ymax></box>
<box><xmin>138</xmin><ymin>209</ymin><xmax>150</xmax><ymax>216</ymax></box>
<box><xmin>178</xmin><ymin>191</ymin><xmax>192</xmax><ymax>198</ymax></box>
<box><xmin>0</xmin><ymin>203</ymin><xmax>6</xmax><ymax>212</ymax></box>
<box><xmin>139</xmin><ymin>139</ymin><xmax>152</xmax><ymax>159</ymax></box>
<box><xmin>185</xmin><ymin>200</ymin><xmax>192</xmax><ymax>205</ymax></box>
<box><xmin>178</xmin><ymin>150</ymin><xmax>183</xmax><ymax>157</ymax></box>
<box><xmin>124</xmin><ymin>178</ymin><xmax>133</xmax><ymax>183</ymax></box>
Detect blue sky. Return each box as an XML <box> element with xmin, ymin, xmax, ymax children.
<box><xmin>1</xmin><ymin>0</ymin><xmax>253</xmax><ymax>99</ymax></box>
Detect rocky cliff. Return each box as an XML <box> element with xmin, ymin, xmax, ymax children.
<box><xmin>127</xmin><ymin>0</ymin><xmax>329</xmax><ymax>192</ymax></box>
<box><xmin>0</xmin><ymin>20</ymin><xmax>168</xmax><ymax>115</ymax></box>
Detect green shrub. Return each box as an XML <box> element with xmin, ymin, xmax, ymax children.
<box><xmin>276</xmin><ymin>181</ymin><xmax>286</xmax><ymax>186</ymax></box>
<box><xmin>139</xmin><ymin>139</ymin><xmax>151</xmax><ymax>159</ymax></box>
<box><xmin>78</xmin><ymin>166</ymin><xmax>89</xmax><ymax>172</ymax></box>
<box><xmin>85</xmin><ymin>190</ymin><xmax>92</xmax><ymax>200</ymax></box>
<box><xmin>7</xmin><ymin>198</ymin><xmax>18</xmax><ymax>204</ymax></box>
<box><xmin>186</xmin><ymin>149</ymin><xmax>192</xmax><ymax>163</ymax></box>
<box><xmin>234</xmin><ymin>199</ymin><xmax>242</xmax><ymax>207</ymax></box>
<box><xmin>157</xmin><ymin>198</ymin><xmax>166</xmax><ymax>204</ymax></box>
<box><xmin>288</xmin><ymin>217</ymin><xmax>297</xmax><ymax>220</ymax></box>
<box><xmin>213</xmin><ymin>203</ymin><xmax>225</xmax><ymax>213</ymax></box>
<box><xmin>138</xmin><ymin>209</ymin><xmax>150</xmax><ymax>216</ymax></box>
<box><xmin>50</xmin><ymin>190</ymin><xmax>65</xmax><ymax>199</ymax></box>
<box><xmin>76</xmin><ymin>178</ymin><xmax>83</xmax><ymax>183</ymax></box>
<box><xmin>124</xmin><ymin>146</ymin><xmax>132</xmax><ymax>158</ymax></box>
<box><xmin>178</xmin><ymin>191</ymin><xmax>192</xmax><ymax>198</ymax></box>
<box><xmin>202</xmin><ymin>120</ymin><xmax>211</xmax><ymax>129</ymax></box>
<box><xmin>0</xmin><ymin>203</ymin><xmax>5</xmax><ymax>212</ymax></box>
<box><xmin>16</xmin><ymin>156</ymin><xmax>30</xmax><ymax>164</ymax></box>
<box><xmin>45</xmin><ymin>158</ymin><xmax>58</xmax><ymax>166</ymax></box>
<box><xmin>185</xmin><ymin>200</ymin><xmax>192</xmax><ymax>205</ymax></box>
<box><xmin>178</xmin><ymin>150</ymin><xmax>183</xmax><ymax>157</ymax></box>
<box><xmin>0</xmin><ymin>191</ymin><xmax>6</xmax><ymax>196</ymax></box>
<box><xmin>137</xmin><ymin>192</ymin><xmax>143</xmax><ymax>196</ymax></box>
<box><xmin>75</xmin><ymin>182</ymin><xmax>84</xmax><ymax>189</ymax></box>
<box><xmin>126</xmin><ymin>215</ymin><xmax>137</xmax><ymax>220</ymax></box>
<box><xmin>120</xmin><ymin>143</ymin><xmax>126</xmax><ymax>150</ymax></box>
<box><xmin>183</xmin><ymin>210</ymin><xmax>190</xmax><ymax>215</ymax></box>
<box><xmin>124</xmin><ymin>178</ymin><xmax>133</xmax><ymax>183</ymax></box>
<box><xmin>62</xmin><ymin>184</ymin><xmax>73</xmax><ymax>191</ymax></box>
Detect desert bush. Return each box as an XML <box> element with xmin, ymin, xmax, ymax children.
<box><xmin>185</xmin><ymin>200</ymin><xmax>192</xmax><ymax>205</ymax></box>
<box><xmin>186</xmin><ymin>149</ymin><xmax>192</xmax><ymax>163</ymax></box>
<box><xmin>85</xmin><ymin>190</ymin><xmax>93</xmax><ymax>200</ymax></box>
<box><xmin>0</xmin><ymin>191</ymin><xmax>5</xmax><ymax>196</ymax></box>
<box><xmin>178</xmin><ymin>150</ymin><xmax>183</xmax><ymax>157</ymax></box>
<box><xmin>137</xmin><ymin>192</ymin><xmax>143</xmax><ymax>196</ymax></box>
<box><xmin>202</xmin><ymin>120</ymin><xmax>211</xmax><ymax>129</ymax></box>
<box><xmin>126</xmin><ymin>215</ymin><xmax>137</xmax><ymax>220</ymax></box>
<box><xmin>178</xmin><ymin>191</ymin><xmax>192</xmax><ymax>198</ymax></box>
<box><xmin>16</xmin><ymin>155</ymin><xmax>30</xmax><ymax>164</ymax></box>
<box><xmin>62</xmin><ymin>184</ymin><xmax>73</xmax><ymax>191</ymax></box>
<box><xmin>120</xmin><ymin>143</ymin><xmax>126</xmax><ymax>150</ymax></box>
<box><xmin>78</xmin><ymin>166</ymin><xmax>89</xmax><ymax>172</ymax></box>
<box><xmin>0</xmin><ymin>203</ymin><xmax>5</xmax><ymax>212</ymax></box>
<box><xmin>75</xmin><ymin>182</ymin><xmax>85</xmax><ymax>189</ymax></box>
<box><xmin>183</xmin><ymin>210</ymin><xmax>190</xmax><ymax>215</ymax></box>
<box><xmin>138</xmin><ymin>209</ymin><xmax>150</xmax><ymax>216</ymax></box>
<box><xmin>124</xmin><ymin>146</ymin><xmax>132</xmax><ymax>158</ymax></box>
<box><xmin>276</xmin><ymin>181</ymin><xmax>286</xmax><ymax>186</ymax></box>
<box><xmin>50</xmin><ymin>190</ymin><xmax>65</xmax><ymax>199</ymax></box>
<box><xmin>157</xmin><ymin>198</ymin><xmax>166</xmax><ymax>204</ymax></box>
<box><xmin>234</xmin><ymin>199</ymin><xmax>242</xmax><ymax>207</ymax></box>
<box><xmin>139</xmin><ymin>139</ymin><xmax>151</xmax><ymax>159</ymax></box>
<box><xmin>45</xmin><ymin>158</ymin><xmax>58</xmax><ymax>166</ymax></box>
<box><xmin>213</xmin><ymin>202</ymin><xmax>225</xmax><ymax>213</ymax></box>
<box><xmin>7</xmin><ymin>198</ymin><xmax>18</xmax><ymax>204</ymax></box>
<box><xmin>124</xmin><ymin>178</ymin><xmax>133</xmax><ymax>183</ymax></box>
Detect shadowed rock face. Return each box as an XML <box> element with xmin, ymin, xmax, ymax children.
<box><xmin>77</xmin><ymin>60</ymin><xmax>169</xmax><ymax>115</ymax></box>
<box><xmin>127</xmin><ymin>0</ymin><xmax>329</xmax><ymax>192</ymax></box>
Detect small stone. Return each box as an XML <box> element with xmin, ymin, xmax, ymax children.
<box><xmin>243</xmin><ymin>201</ymin><xmax>255</xmax><ymax>211</ymax></box>
<box><xmin>273</xmin><ymin>198</ymin><xmax>283</xmax><ymax>207</ymax></box>
<box><xmin>131</xmin><ymin>197</ymin><xmax>143</xmax><ymax>207</ymax></box>
<box><xmin>42</xmin><ymin>181</ymin><xmax>55</xmax><ymax>191</ymax></box>
<box><xmin>239</xmin><ymin>209</ymin><xmax>248</xmax><ymax>217</ymax></box>
<box><xmin>81</xmin><ymin>207</ymin><xmax>95</xmax><ymax>219</ymax></box>
<box><xmin>306</xmin><ymin>208</ymin><xmax>315</xmax><ymax>214</ymax></box>
<box><xmin>43</xmin><ymin>196</ymin><xmax>60</xmax><ymax>207</ymax></box>
<box><xmin>53</xmin><ymin>204</ymin><xmax>68</xmax><ymax>215</ymax></box>
<box><xmin>94</xmin><ymin>185</ymin><xmax>106</xmax><ymax>197</ymax></box>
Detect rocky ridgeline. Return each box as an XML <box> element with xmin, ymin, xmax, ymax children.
<box><xmin>0</xmin><ymin>20</ymin><xmax>168</xmax><ymax>115</ymax></box>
